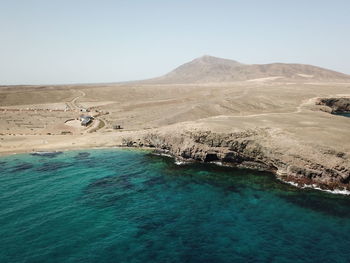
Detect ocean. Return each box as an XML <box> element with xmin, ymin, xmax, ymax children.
<box><xmin>336</xmin><ymin>112</ymin><xmax>350</xmax><ymax>118</ymax></box>
<box><xmin>1</xmin><ymin>149</ymin><xmax>350</xmax><ymax>263</ymax></box>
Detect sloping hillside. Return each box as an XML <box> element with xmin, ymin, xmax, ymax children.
<box><xmin>146</xmin><ymin>55</ymin><xmax>350</xmax><ymax>83</ymax></box>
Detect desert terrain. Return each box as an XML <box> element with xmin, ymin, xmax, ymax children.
<box><xmin>1</xmin><ymin>56</ymin><xmax>350</xmax><ymax>191</ymax></box>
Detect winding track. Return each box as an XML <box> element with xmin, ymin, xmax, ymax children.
<box><xmin>66</xmin><ymin>90</ymin><xmax>86</xmax><ymax>110</ymax></box>
<box><xmin>68</xmin><ymin>89</ymin><xmax>109</xmax><ymax>133</ymax></box>
<box><xmin>204</xmin><ymin>96</ymin><xmax>325</xmax><ymax>121</ymax></box>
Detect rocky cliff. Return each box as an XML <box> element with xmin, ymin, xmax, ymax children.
<box><xmin>122</xmin><ymin>127</ymin><xmax>350</xmax><ymax>192</ymax></box>
<box><xmin>316</xmin><ymin>98</ymin><xmax>350</xmax><ymax>113</ymax></box>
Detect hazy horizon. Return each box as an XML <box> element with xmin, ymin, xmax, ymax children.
<box><xmin>1</xmin><ymin>0</ymin><xmax>350</xmax><ymax>85</ymax></box>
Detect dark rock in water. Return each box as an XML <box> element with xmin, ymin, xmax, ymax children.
<box><xmin>84</xmin><ymin>174</ymin><xmax>134</xmax><ymax>194</ymax></box>
<box><xmin>0</xmin><ymin>161</ymin><xmax>7</xmax><ymax>166</ymax></box>
<box><xmin>74</xmin><ymin>152</ymin><xmax>91</xmax><ymax>159</ymax></box>
<box><xmin>88</xmin><ymin>177</ymin><xmax>113</xmax><ymax>188</ymax></box>
<box><xmin>118</xmin><ymin>175</ymin><xmax>134</xmax><ymax>189</ymax></box>
<box><xmin>30</xmin><ymin>151</ymin><xmax>63</xmax><ymax>158</ymax></box>
<box><xmin>279</xmin><ymin>193</ymin><xmax>350</xmax><ymax>218</ymax></box>
<box><xmin>81</xmin><ymin>174</ymin><xmax>135</xmax><ymax>208</ymax></box>
<box><xmin>11</xmin><ymin>163</ymin><xmax>34</xmax><ymax>172</ymax></box>
<box><xmin>143</xmin><ymin>176</ymin><xmax>165</xmax><ymax>187</ymax></box>
<box><xmin>224</xmin><ymin>185</ymin><xmax>240</xmax><ymax>193</ymax></box>
<box><xmin>36</xmin><ymin>162</ymin><xmax>72</xmax><ymax>172</ymax></box>
<box><xmin>135</xmin><ymin>217</ymin><xmax>171</xmax><ymax>238</ymax></box>
<box><xmin>92</xmin><ymin>175</ymin><xmax>134</xmax><ymax>190</ymax></box>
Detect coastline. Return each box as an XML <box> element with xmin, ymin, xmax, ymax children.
<box><xmin>1</xmin><ymin>99</ymin><xmax>350</xmax><ymax>196</ymax></box>
<box><xmin>0</xmin><ymin>131</ymin><xmax>146</xmax><ymax>157</ymax></box>
<box><xmin>133</xmin><ymin>147</ymin><xmax>350</xmax><ymax>196</ymax></box>
<box><xmin>1</xmin><ymin>82</ymin><xmax>349</xmax><ymax>198</ymax></box>
<box><xmin>0</xmin><ymin>144</ymin><xmax>153</xmax><ymax>157</ymax></box>
<box><xmin>277</xmin><ymin>177</ymin><xmax>350</xmax><ymax>196</ymax></box>
<box><xmin>1</xmin><ymin>140</ymin><xmax>350</xmax><ymax>196</ymax></box>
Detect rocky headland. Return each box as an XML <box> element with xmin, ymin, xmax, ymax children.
<box><xmin>121</xmin><ymin>93</ymin><xmax>350</xmax><ymax>193</ymax></box>
<box><xmin>122</xmin><ymin>125</ymin><xmax>350</xmax><ymax>192</ymax></box>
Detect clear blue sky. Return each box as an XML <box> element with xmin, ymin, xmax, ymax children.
<box><xmin>1</xmin><ymin>0</ymin><xmax>349</xmax><ymax>85</ymax></box>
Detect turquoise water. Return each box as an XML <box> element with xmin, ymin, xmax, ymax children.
<box><xmin>336</xmin><ymin>112</ymin><xmax>350</xmax><ymax>118</ymax></box>
<box><xmin>1</xmin><ymin>149</ymin><xmax>350</xmax><ymax>263</ymax></box>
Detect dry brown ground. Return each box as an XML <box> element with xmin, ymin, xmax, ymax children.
<box><xmin>0</xmin><ymin>80</ymin><xmax>349</xmax><ymax>156</ymax></box>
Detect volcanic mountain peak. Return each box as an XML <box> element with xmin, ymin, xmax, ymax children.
<box><xmin>189</xmin><ymin>55</ymin><xmax>242</xmax><ymax>65</ymax></box>
<box><xmin>146</xmin><ymin>55</ymin><xmax>350</xmax><ymax>84</ymax></box>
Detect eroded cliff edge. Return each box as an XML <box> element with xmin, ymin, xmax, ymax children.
<box><xmin>122</xmin><ymin>125</ymin><xmax>350</xmax><ymax>192</ymax></box>
<box><xmin>316</xmin><ymin>97</ymin><xmax>350</xmax><ymax>113</ymax></box>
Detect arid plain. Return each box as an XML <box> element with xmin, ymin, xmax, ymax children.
<box><xmin>1</xmin><ymin>56</ymin><xmax>350</xmax><ymax>191</ymax></box>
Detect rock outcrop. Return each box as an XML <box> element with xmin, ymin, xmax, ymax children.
<box><xmin>316</xmin><ymin>98</ymin><xmax>350</xmax><ymax>113</ymax></box>
<box><xmin>122</xmin><ymin>127</ymin><xmax>350</xmax><ymax>192</ymax></box>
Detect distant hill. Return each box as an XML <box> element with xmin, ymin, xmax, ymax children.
<box><xmin>144</xmin><ymin>55</ymin><xmax>350</xmax><ymax>84</ymax></box>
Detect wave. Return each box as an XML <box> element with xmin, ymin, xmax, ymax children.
<box><xmin>278</xmin><ymin>177</ymin><xmax>350</xmax><ymax>196</ymax></box>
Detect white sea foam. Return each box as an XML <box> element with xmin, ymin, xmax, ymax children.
<box><xmin>278</xmin><ymin>177</ymin><xmax>350</xmax><ymax>196</ymax></box>
<box><xmin>165</xmin><ymin>156</ymin><xmax>350</xmax><ymax>196</ymax></box>
<box><xmin>153</xmin><ymin>152</ymin><xmax>173</xmax><ymax>158</ymax></box>
<box><xmin>211</xmin><ymin>161</ymin><xmax>233</xmax><ymax>168</ymax></box>
<box><xmin>32</xmin><ymin>151</ymin><xmax>60</xmax><ymax>155</ymax></box>
<box><xmin>174</xmin><ymin>159</ymin><xmax>192</xmax><ymax>165</ymax></box>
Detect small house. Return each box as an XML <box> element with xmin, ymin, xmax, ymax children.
<box><xmin>80</xmin><ymin>115</ymin><xmax>93</xmax><ymax>126</ymax></box>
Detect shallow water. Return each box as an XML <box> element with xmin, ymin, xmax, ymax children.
<box><xmin>1</xmin><ymin>149</ymin><xmax>350</xmax><ymax>263</ymax></box>
<box><xmin>335</xmin><ymin>112</ymin><xmax>350</xmax><ymax>118</ymax></box>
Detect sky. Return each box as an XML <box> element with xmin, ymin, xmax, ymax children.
<box><xmin>0</xmin><ymin>0</ymin><xmax>349</xmax><ymax>85</ymax></box>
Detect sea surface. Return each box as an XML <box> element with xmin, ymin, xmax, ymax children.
<box><xmin>1</xmin><ymin>149</ymin><xmax>350</xmax><ymax>263</ymax></box>
<box><xmin>336</xmin><ymin>112</ymin><xmax>350</xmax><ymax>118</ymax></box>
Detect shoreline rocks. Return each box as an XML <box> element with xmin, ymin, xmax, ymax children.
<box><xmin>316</xmin><ymin>97</ymin><xmax>350</xmax><ymax>113</ymax></box>
<box><xmin>122</xmin><ymin>128</ymin><xmax>350</xmax><ymax>192</ymax></box>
